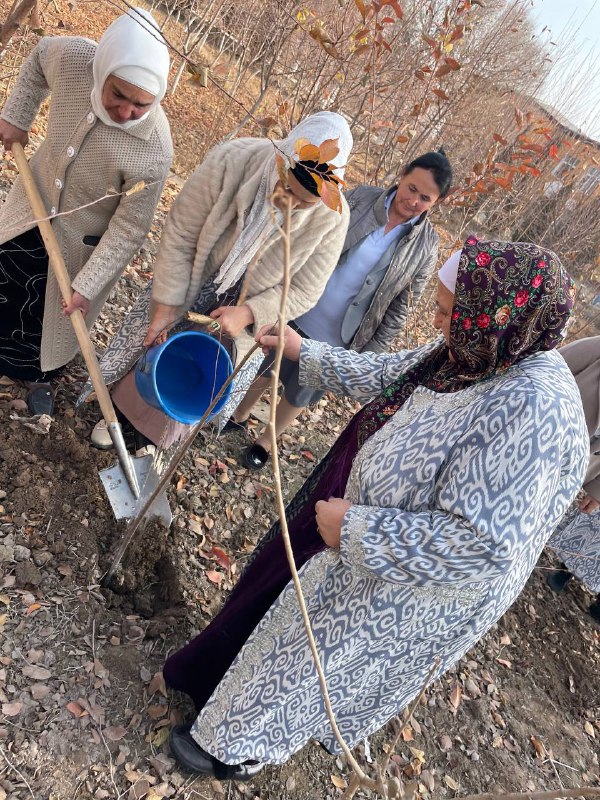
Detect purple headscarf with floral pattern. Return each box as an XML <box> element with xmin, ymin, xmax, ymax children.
<box><xmin>353</xmin><ymin>235</ymin><xmax>576</xmax><ymax>443</ymax></box>
<box><xmin>448</xmin><ymin>236</ymin><xmax>575</xmax><ymax>384</ymax></box>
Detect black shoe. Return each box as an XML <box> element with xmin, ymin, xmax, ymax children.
<box><xmin>243</xmin><ymin>443</ymin><xmax>270</xmax><ymax>470</ymax></box>
<box><xmin>545</xmin><ymin>568</ymin><xmax>573</xmax><ymax>593</ymax></box>
<box><xmin>26</xmin><ymin>384</ymin><xmax>55</xmax><ymax>416</ymax></box>
<box><xmin>221</xmin><ymin>417</ymin><xmax>248</xmax><ymax>434</ymax></box>
<box><xmin>589</xmin><ymin>596</ymin><xmax>600</xmax><ymax>623</ymax></box>
<box><xmin>169</xmin><ymin>724</ymin><xmax>263</xmax><ymax>781</ymax></box>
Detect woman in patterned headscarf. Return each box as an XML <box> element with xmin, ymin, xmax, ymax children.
<box><xmin>164</xmin><ymin>237</ymin><xmax>587</xmax><ymax>781</ymax></box>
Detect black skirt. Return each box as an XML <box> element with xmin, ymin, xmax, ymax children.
<box><xmin>0</xmin><ymin>227</ymin><xmax>61</xmax><ymax>382</ymax></box>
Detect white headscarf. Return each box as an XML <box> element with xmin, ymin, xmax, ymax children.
<box><xmin>438</xmin><ymin>249</ymin><xmax>461</xmax><ymax>294</ymax></box>
<box><xmin>91</xmin><ymin>8</ymin><xmax>170</xmax><ymax>130</ymax></box>
<box><xmin>214</xmin><ymin>111</ymin><xmax>353</xmax><ymax>295</ymax></box>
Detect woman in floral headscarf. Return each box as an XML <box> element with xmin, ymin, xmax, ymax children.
<box><xmin>164</xmin><ymin>237</ymin><xmax>587</xmax><ymax>780</ymax></box>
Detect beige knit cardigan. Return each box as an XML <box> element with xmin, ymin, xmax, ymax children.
<box><xmin>151</xmin><ymin>137</ymin><xmax>350</xmax><ymax>362</ymax></box>
<box><xmin>0</xmin><ymin>36</ymin><xmax>173</xmax><ymax>372</ymax></box>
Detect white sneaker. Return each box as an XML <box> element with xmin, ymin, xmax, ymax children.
<box><xmin>91</xmin><ymin>418</ymin><xmax>114</xmax><ymax>450</ymax></box>
<box><xmin>135</xmin><ymin>444</ymin><xmax>156</xmax><ymax>458</ymax></box>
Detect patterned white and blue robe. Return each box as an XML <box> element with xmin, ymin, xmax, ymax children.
<box><xmin>548</xmin><ymin>506</ymin><xmax>600</xmax><ymax>592</ymax></box>
<box><xmin>191</xmin><ymin>339</ymin><xmax>588</xmax><ymax>764</ymax></box>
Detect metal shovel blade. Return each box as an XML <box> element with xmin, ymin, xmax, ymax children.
<box><xmin>99</xmin><ymin>454</ymin><xmax>172</xmax><ymax>525</ymax></box>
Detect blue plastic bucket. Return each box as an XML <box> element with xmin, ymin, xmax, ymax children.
<box><xmin>135</xmin><ymin>331</ymin><xmax>233</xmax><ymax>424</ymax></box>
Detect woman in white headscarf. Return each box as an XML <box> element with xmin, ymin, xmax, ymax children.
<box><xmin>85</xmin><ymin>112</ymin><xmax>353</xmax><ymax>454</ymax></box>
<box><xmin>0</xmin><ymin>8</ymin><xmax>172</xmax><ymax>414</ymax></box>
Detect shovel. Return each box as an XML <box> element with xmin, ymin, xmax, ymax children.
<box><xmin>97</xmin><ymin>312</ymin><xmax>224</xmax><ymax>526</ymax></box>
<box><xmin>12</xmin><ymin>143</ymin><xmax>140</xmax><ymax>501</ymax></box>
<box><xmin>104</xmin><ymin>339</ymin><xmax>264</xmax><ymax>581</ymax></box>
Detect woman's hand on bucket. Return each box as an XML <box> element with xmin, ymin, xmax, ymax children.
<box><xmin>145</xmin><ymin>303</ymin><xmax>179</xmax><ymax>347</ymax></box>
<box><xmin>210</xmin><ymin>304</ymin><xmax>254</xmax><ymax>337</ymax></box>
<box><xmin>256</xmin><ymin>324</ymin><xmax>302</xmax><ymax>361</ymax></box>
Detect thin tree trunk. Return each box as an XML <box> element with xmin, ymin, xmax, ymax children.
<box><xmin>0</xmin><ymin>0</ymin><xmax>36</xmax><ymax>56</ymax></box>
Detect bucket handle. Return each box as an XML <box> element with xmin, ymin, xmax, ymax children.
<box><xmin>138</xmin><ymin>312</ymin><xmax>222</xmax><ymax>372</ymax></box>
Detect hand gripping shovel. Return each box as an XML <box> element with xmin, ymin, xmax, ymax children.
<box><xmin>12</xmin><ymin>143</ymin><xmax>140</xmax><ymax>502</ymax></box>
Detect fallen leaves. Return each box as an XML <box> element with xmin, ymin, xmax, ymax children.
<box><xmin>2</xmin><ymin>701</ymin><xmax>22</xmax><ymax>716</ymax></box>
<box><xmin>104</xmin><ymin>725</ymin><xmax>128</xmax><ymax>741</ymax></box>
<box><xmin>444</xmin><ymin>774</ymin><xmax>460</xmax><ymax>791</ymax></box>
<box><xmin>331</xmin><ymin>774</ymin><xmax>347</xmax><ymax>789</ymax></box>
<box><xmin>147</xmin><ymin>705</ymin><xmax>168</xmax><ymax>720</ymax></box>
<box><xmin>125</xmin><ymin>180</ymin><xmax>146</xmax><ymax>197</ymax></box>
<box><xmin>530</xmin><ymin>735</ymin><xmax>546</xmax><ymax>758</ymax></box>
<box><xmin>210</xmin><ymin>545</ymin><xmax>231</xmax><ymax>571</ymax></box>
<box><xmin>148</xmin><ymin>671</ymin><xmax>167</xmax><ymax>698</ymax></box>
<box><xmin>401</xmin><ymin>725</ymin><xmax>414</xmax><ymax>741</ymax></box>
<box><xmin>449</xmin><ymin>683</ymin><xmax>462</xmax><ymax>712</ymax></box>
<box><xmin>22</xmin><ymin>664</ymin><xmax>51</xmax><ymax>681</ymax></box>
<box><xmin>149</xmin><ymin>725</ymin><xmax>170</xmax><ymax>748</ymax></box>
<box><xmin>67</xmin><ymin>700</ymin><xmax>87</xmax><ymax>718</ymax></box>
<box><xmin>31</xmin><ymin>683</ymin><xmax>50</xmax><ymax>701</ymax></box>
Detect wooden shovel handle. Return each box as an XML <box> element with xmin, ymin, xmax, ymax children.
<box><xmin>12</xmin><ymin>143</ymin><xmax>117</xmax><ymax>425</ymax></box>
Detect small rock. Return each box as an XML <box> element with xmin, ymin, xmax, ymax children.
<box><xmin>0</xmin><ymin>490</ymin><xmax>5</xmax><ymax>501</ymax></box>
<box><xmin>32</xmin><ymin>550</ymin><xmax>53</xmax><ymax>567</ymax></box>
<box><xmin>31</xmin><ymin>683</ymin><xmax>50</xmax><ymax>701</ymax></box>
<box><xmin>465</xmin><ymin>678</ymin><xmax>481</xmax><ymax>697</ymax></box>
<box><xmin>153</xmin><ymin>783</ymin><xmax>175</xmax><ymax>798</ymax></box>
<box><xmin>0</xmin><ymin>544</ymin><xmax>15</xmax><ymax>562</ymax></box>
<box><xmin>27</xmin><ymin>649</ymin><xmax>44</xmax><ymax>663</ymax></box>
<box><xmin>126</xmin><ymin>625</ymin><xmax>145</xmax><ymax>642</ymax></box>
<box><xmin>148</xmin><ymin>754</ymin><xmax>175</xmax><ymax>778</ymax></box>
<box><xmin>15</xmin><ymin>560</ymin><xmax>42</xmax><ymax>587</ymax></box>
<box><xmin>13</xmin><ymin>469</ymin><xmax>31</xmax><ymax>488</ymax></box>
<box><xmin>170</xmin><ymin>772</ymin><xmax>185</xmax><ymax>788</ymax></box>
<box><xmin>14</xmin><ymin>546</ymin><xmax>32</xmax><ymax>562</ymax></box>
